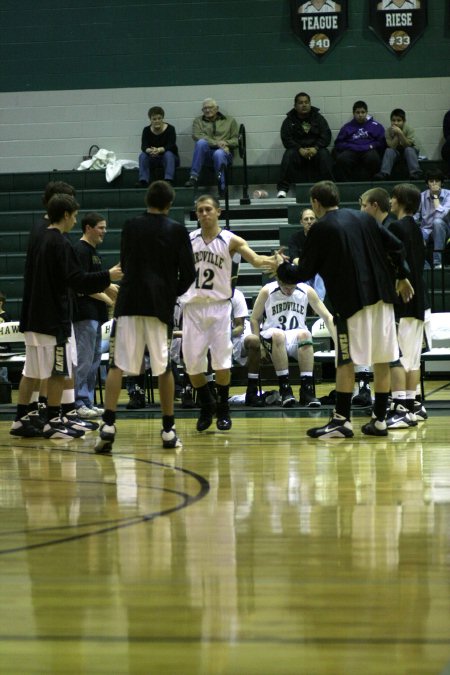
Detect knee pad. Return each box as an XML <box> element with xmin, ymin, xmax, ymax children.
<box><xmin>298</xmin><ymin>339</ymin><xmax>313</xmax><ymax>348</ymax></box>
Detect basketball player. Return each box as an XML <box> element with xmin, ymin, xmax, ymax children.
<box><xmin>276</xmin><ymin>180</ymin><xmax>413</xmax><ymax>439</ymax></box>
<box><xmin>359</xmin><ymin>187</ymin><xmax>395</xmax><ymax>228</ymax></box>
<box><xmin>229</xmin><ymin>288</ymin><xmax>264</xmax><ymax>406</ymax></box>
<box><xmin>25</xmin><ymin>180</ymin><xmax>80</xmax><ymax>432</ymax></box>
<box><xmin>361</xmin><ymin>184</ymin><xmax>428</xmax><ymax>422</ymax></box>
<box><xmin>250</xmin><ymin>278</ymin><xmax>334</xmax><ymax>407</ymax></box>
<box><xmin>24</xmin><ymin>180</ymin><xmax>113</xmax><ymax>434</ymax></box>
<box><xmin>95</xmin><ymin>180</ymin><xmax>196</xmax><ymax>453</ymax></box>
<box><xmin>11</xmin><ymin>194</ymin><xmax>122</xmax><ymax>440</ymax></box>
<box><xmin>180</xmin><ymin>194</ymin><xmax>278</xmax><ymax>432</ymax></box>
<box><xmin>352</xmin><ymin>186</ymin><xmax>396</xmax><ymax>407</ymax></box>
<box><xmin>385</xmin><ymin>183</ymin><xmax>425</xmax><ymax>428</ymax></box>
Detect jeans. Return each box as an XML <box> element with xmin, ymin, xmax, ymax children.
<box><xmin>74</xmin><ymin>319</ymin><xmax>102</xmax><ymax>408</ymax></box>
<box><xmin>421</xmin><ymin>217</ymin><xmax>450</xmax><ymax>266</ymax></box>
<box><xmin>138</xmin><ymin>150</ymin><xmax>179</xmax><ymax>183</ymax></box>
<box><xmin>189</xmin><ymin>139</ymin><xmax>233</xmax><ymax>189</ymax></box>
<box><xmin>379</xmin><ymin>146</ymin><xmax>420</xmax><ymax>176</ymax></box>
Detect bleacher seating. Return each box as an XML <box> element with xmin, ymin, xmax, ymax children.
<box><xmin>0</xmin><ymin>171</ymin><xmax>284</xmax><ymax>317</ymax></box>
<box><xmin>1</xmin><ymin>168</ymin><xmax>448</xmax><ymax>322</ymax></box>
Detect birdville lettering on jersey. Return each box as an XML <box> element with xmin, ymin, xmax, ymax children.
<box><xmin>272</xmin><ymin>301</ymin><xmax>305</xmax><ymax>316</ymax></box>
<box><xmin>385</xmin><ymin>13</ymin><xmax>412</xmax><ymax>27</ymax></box>
<box><xmin>194</xmin><ymin>250</ymin><xmax>224</xmax><ymax>269</ymax></box>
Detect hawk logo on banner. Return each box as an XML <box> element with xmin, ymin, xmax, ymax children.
<box><xmin>369</xmin><ymin>0</ymin><xmax>427</xmax><ymax>56</ymax></box>
<box><xmin>290</xmin><ymin>0</ymin><xmax>348</xmax><ymax>59</ymax></box>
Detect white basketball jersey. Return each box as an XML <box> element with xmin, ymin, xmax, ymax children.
<box><xmin>300</xmin><ymin>0</ymin><xmax>337</xmax><ymax>13</ymax></box>
<box><xmin>232</xmin><ymin>288</ymin><xmax>251</xmax><ymax>335</ymax></box>
<box><xmin>379</xmin><ymin>0</ymin><xmax>418</xmax><ymax>8</ymax></box>
<box><xmin>260</xmin><ymin>281</ymin><xmax>309</xmax><ymax>332</ymax></box>
<box><xmin>231</xmin><ymin>289</ymin><xmax>248</xmax><ymax>321</ymax></box>
<box><xmin>182</xmin><ymin>228</ymin><xmax>234</xmax><ymax>304</ymax></box>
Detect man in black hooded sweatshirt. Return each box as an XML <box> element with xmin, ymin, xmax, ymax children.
<box><xmin>276</xmin><ymin>92</ymin><xmax>333</xmax><ymax>197</ymax></box>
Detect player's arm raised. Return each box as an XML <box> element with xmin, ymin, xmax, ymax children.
<box><xmin>229</xmin><ymin>234</ymin><xmax>278</xmax><ymax>273</ymax></box>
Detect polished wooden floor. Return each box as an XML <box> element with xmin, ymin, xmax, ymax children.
<box><xmin>0</xmin><ymin>383</ymin><xmax>450</xmax><ymax>674</ymax></box>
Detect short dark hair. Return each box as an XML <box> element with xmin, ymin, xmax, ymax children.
<box><xmin>310</xmin><ymin>181</ymin><xmax>340</xmax><ymax>208</ymax></box>
<box><xmin>300</xmin><ymin>207</ymin><xmax>315</xmax><ymax>220</ymax></box>
<box><xmin>42</xmin><ymin>181</ymin><xmax>76</xmax><ymax>208</ymax></box>
<box><xmin>353</xmin><ymin>100</ymin><xmax>368</xmax><ymax>113</ymax></box>
<box><xmin>145</xmin><ymin>180</ymin><xmax>175</xmax><ymax>210</ymax></box>
<box><xmin>195</xmin><ymin>194</ymin><xmax>220</xmax><ymax>210</ymax></box>
<box><xmin>81</xmin><ymin>211</ymin><xmax>105</xmax><ymax>233</ymax></box>
<box><xmin>295</xmin><ymin>92</ymin><xmax>311</xmax><ymax>104</ymax></box>
<box><xmin>390</xmin><ymin>108</ymin><xmax>406</xmax><ymax>121</ymax></box>
<box><xmin>0</xmin><ymin>290</ymin><xmax>6</xmax><ymax>303</ymax></box>
<box><xmin>425</xmin><ymin>168</ymin><xmax>445</xmax><ymax>184</ymax></box>
<box><xmin>362</xmin><ymin>187</ymin><xmax>390</xmax><ymax>214</ymax></box>
<box><xmin>391</xmin><ymin>183</ymin><xmax>421</xmax><ymax>214</ymax></box>
<box><xmin>148</xmin><ymin>106</ymin><xmax>165</xmax><ymax>118</ymax></box>
<box><xmin>47</xmin><ymin>194</ymin><xmax>80</xmax><ymax>223</ymax></box>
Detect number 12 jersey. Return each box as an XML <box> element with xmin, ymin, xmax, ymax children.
<box><xmin>182</xmin><ymin>228</ymin><xmax>234</xmax><ymax>304</ymax></box>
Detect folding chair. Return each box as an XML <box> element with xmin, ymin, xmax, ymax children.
<box><xmin>420</xmin><ymin>312</ymin><xmax>450</xmax><ymax>399</ymax></box>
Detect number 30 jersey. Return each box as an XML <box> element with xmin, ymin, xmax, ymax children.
<box><xmin>260</xmin><ymin>281</ymin><xmax>309</xmax><ymax>332</ymax></box>
<box><xmin>181</xmin><ymin>228</ymin><xmax>234</xmax><ymax>304</ymax></box>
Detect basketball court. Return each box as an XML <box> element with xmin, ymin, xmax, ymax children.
<box><xmin>1</xmin><ymin>381</ymin><xmax>449</xmax><ymax>674</ymax></box>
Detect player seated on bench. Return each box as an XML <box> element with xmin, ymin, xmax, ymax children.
<box><xmin>250</xmin><ymin>276</ymin><xmax>334</xmax><ymax>408</ymax></box>
<box><xmin>228</xmin><ymin>288</ymin><xmax>266</xmax><ymax>406</ymax></box>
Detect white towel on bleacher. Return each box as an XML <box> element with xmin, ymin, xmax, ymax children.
<box><xmin>77</xmin><ymin>148</ymin><xmax>138</xmax><ymax>183</ymax></box>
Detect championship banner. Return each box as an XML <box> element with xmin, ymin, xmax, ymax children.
<box><xmin>290</xmin><ymin>0</ymin><xmax>348</xmax><ymax>59</ymax></box>
<box><xmin>369</xmin><ymin>0</ymin><xmax>427</xmax><ymax>56</ymax></box>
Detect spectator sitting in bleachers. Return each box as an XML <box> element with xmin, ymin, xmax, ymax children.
<box><xmin>334</xmin><ymin>100</ymin><xmax>385</xmax><ymax>181</ymax></box>
<box><xmin>137</xmin><ymin>106</ymin><xmax>179</xmax><ymax>188</ymax></box>
<box><xmin>276</xmin><ymin>92</ymin><xmax>333</xmax><ymax>199</ymax></box>
<box><xmin>414</xmin><ymin>169</ymin><xmax>450</xmax><ymax>269</ymax></box>
<box><xmin>184</xmin><ymin>98</ymin><xmax>239</xmax><ymax>197</ymax></box>
<box><xmin>374</xmin><ymin>108</ymin><xmax>423</xmax><ymax>181</ymax></box>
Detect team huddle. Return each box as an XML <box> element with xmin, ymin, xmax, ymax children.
<box><xmin>10</xmin><ymin>177</ymin><xmax>428</xmax><ymax>448</ymax></box>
